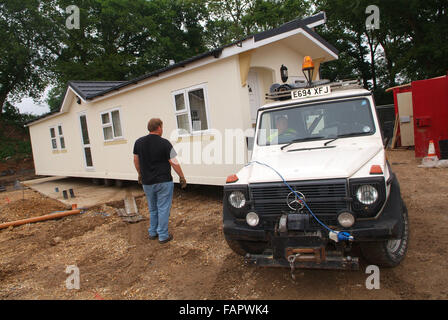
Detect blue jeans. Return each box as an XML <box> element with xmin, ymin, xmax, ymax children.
<box><xmin>142</xmin><ymin>181</ymin><xmax>174</xmax><ymax>241</ymax></box>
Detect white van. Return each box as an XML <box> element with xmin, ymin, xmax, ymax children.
<box><xmin>222</xmin><ymin>59</ymin><xmax>409</xmax><ymax>271</ymax></box>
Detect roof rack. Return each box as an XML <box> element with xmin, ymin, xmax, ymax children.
<box><xmin>265</xmin><ymin>79</ymin><xmax>363</xmax><ymax>101</ymax></box>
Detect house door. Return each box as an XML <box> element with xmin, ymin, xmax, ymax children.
<box><xmin>397</xmin><ymin>92</ymin><xmax>414</xmax><ymax>147</ymax></box>
<box><xmin>79</xmin><ymin>113</ymin><xmax>94</xmax><ymax>169</ymax></box>
<box><xmin>247</xmin><ymin>71</ymin><xmax>261</xmax><ymax>123</ymax></box>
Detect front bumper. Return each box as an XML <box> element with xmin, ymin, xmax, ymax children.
<box><xmin>224</xmin><ymin>216</ymin><xmax>400</xmax><ymax>242</ymax></box>
<box><xmin>224</xmin><ymin>173</ymin><xmax>404</xmax><ymax>243</ymax></box>
<box><xmin>245</xmin><ymin>251</ymin><xmax>359</xmax><ymax>270</ymax></box>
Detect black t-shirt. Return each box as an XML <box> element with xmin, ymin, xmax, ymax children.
<box><xmin>133</xmin><ymin>134</ymin><xmax>177</xmax><ymax>185</ymax></box>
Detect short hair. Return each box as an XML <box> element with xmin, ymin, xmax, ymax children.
<box><xmin>148</xmin><ymin>118</ymin><xmax>163</xmax><ymax>132</ymax></box>
<box><xmin>276</xmin><ymin>115</ymin><xmax>288</xmax><ymax>122</ymax></box>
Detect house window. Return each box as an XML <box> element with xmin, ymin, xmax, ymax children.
<box><xmin>50</xmin><ymin>127</ymin><xmax>57</xmax><ymax>150</ymax></box>
<box><xmin>173</xmin><ymin>85</ymin><xmax>209</xmax><ymax>134</ymax></box>
<box><xmin>50</xmin><ymin>125</ymin><xmax>65</xmax><ymax>150</ymax></box>
<box><xmin>58</xmin><ymin>125</ymin><xmax>65</xmax><ymax>149</ymax></box>
<box><xmin>101</xmin><ymin>109</ymin><xmax>123</xmax><ymax>141</ymax></box>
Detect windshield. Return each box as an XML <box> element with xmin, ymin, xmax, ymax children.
<box><xmin>257</xmin><ymin>98</ymin><xmax>375</xmax><ymax>146</ymax></box>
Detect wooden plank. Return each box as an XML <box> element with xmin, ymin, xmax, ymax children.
<box><xmin>390</xmin><ymin>116</ymin><xmax>399</xmax><ymax>149</ymax></box>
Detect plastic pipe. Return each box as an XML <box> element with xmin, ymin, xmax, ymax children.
<box><xmin>0</xmin><ymin>209</ymin><xmax>81</xmax><ymax>230</ymax></box>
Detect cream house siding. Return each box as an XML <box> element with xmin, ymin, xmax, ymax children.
<box><xmin>250</xmin><ymin>42</ymin><xmax>307</xmax><ymax>84</ymax></box>
<box><xmin>29</xmin><ymin>56</ymin><xmax>248</xmax><ymax>185</ymax></box>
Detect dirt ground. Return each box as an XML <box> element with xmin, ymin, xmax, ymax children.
<box><xmin>0</xmin><ymin>149</ymin><xmax>447</xmax><ymax>300</ymax></box>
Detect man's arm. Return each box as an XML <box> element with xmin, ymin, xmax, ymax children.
<box><xmin>169</xmin><ymin>157</ymin><xmax>186</xmax><ymax>188</ymax></box>
<box><xmin>168</xmin><ymin>157</ymin><xmax>184</xmax><ymax>179</ymax></box>
<box><xmin>133</xmin><ymin>155</ymin><xmax>140</xmax><ymax>174</ymax></box>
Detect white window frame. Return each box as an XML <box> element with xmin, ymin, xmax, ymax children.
<box><xmin>100</xmin><ymin>107</ymin><xmax>124</xmax><ymax>141</ymax></box>
<box><xmin>172</xmin><ymin>83</ymin><xmax>211</xmax><ymax>136</ymax></box>
<box><xmin>57</xmin><ymin>124</ymin><xmax>66</xmax><ymax>150</ymax></box>
<box><xmin>49</xmin><ymin>126</ymin><xmax>58</xmax><ymax>150</ymax></box>
<box><xmin>78</xmin><ymin>111</ymin><xmax>95</xmax><ymax>170</ymax></box>
<box><xmin>49</xmin><ymin>124</ymin><xmax>66</xmax><ymax>151</ymax></box>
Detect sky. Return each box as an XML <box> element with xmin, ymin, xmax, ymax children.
<box><xmin>16</xmin><ymin>97</ymin><xmax>50</xmax><ymax>115</ymax></box>
<box><xmin>13</xmin><ymin>86</ymin><xmax>52</xmax><ymax>115</ymax></box>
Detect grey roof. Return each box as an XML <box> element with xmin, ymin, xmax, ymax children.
<box><xmin>69</xmin><ymin>81</ymin><xmax>126</xmax><ymax>100</ymax></box>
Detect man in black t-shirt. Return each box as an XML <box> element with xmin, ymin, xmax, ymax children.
<box><xmin>133</xmin><ymin>118</ymin><xmax>186</xmax><ymax>244</ymax></box>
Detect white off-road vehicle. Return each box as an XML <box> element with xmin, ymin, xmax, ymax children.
<box><xmin>223</xmin><ymin>60</ymin><xmax>409</xmax><ymax>271</ymax></box>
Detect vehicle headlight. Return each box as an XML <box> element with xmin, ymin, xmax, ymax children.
<box><xmin>356</xmin><ymin>185</ymin><xmax>378</xmax><ymax>205</ymax></box>
<box><xmin>338</xmin><ymin>212</ymin><xmax>355</xmax><ymax>228</ymax></box>
<box><xmin>246</xmin><ymin>212</ymin><xmax>259</xmax><ymax>227</ymax></box>
<box><xmin>228</xmin><ymin>191</ymin><xmax>246</xmax><ymax>209</ymax></box>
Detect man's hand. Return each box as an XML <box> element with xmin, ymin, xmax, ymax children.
<box><xmin>179</xmin><ymin>177</ymin><xmax>187</xmax><ymax>189</ymax></box>
<box><xmin>138</xmin><ymin>174</ymin><xmax>142</xmax><ymax>185</ymax></box>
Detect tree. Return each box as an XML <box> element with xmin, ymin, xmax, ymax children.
<box><xmin>0</xmin><ymin>0</ymin><xmax>56</xmax><ymax>118</ymax></box>
<box><xmin>314</xmin><ymin>0</ymin><xmax>448</xmax><ymax>91</ymax></box>
<box><xmin>45</xmin><ymin>0</ymin><xmax>209</xmax><ymax>110</ymax></box>
<box><xmin>204</xmin><ymin>0</ymin><xmax>310</xmax><ymax>48</ymax></box>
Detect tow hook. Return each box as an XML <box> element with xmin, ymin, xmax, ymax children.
<box><xmin>287</xmin><ymin>254</ymin><xmax>300</xmax><ymax>280</ymax></box>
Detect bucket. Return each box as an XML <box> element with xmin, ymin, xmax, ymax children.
<box><xmin>439</xmin><ymin>140</ymin><xmax>448</xmax><ymax>159</ymax></box>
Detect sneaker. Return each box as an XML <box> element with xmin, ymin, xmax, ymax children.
<box><xmin>159</xmin><ymin>234</ymin><xmax>173</xmax><ymax>244</ymax></box>
<box><xmin>148</xmin><ymin>234</ymin><xmax>158</xmax><ymax>240</ymax></box>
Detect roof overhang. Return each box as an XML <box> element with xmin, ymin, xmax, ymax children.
<box><xmin>25</xmin><ymin>87</ymin><xmax>76</xmax><ymax>127</ymax></box>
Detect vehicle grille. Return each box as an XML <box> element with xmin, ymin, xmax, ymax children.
<box><xmin>249</xmin><ymin>179</ymin><xmax>348</xmax><ymax>230</ymax></box>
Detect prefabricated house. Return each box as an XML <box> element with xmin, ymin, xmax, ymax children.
<box><xmin>26</xmin><ymin>12</ymin><xmax>339</xmax><ymax>186</ymax></box>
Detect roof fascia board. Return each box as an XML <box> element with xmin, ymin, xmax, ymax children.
<box><xmin>25</xmin><ymin>111</ymin><xmax>62</xmax><ymax>127</ymax></box>
<box><xmin>302</xmin><ymin>11</ymin><xmax>327</xmax><ymax>28</ymax></box>
<box><xmin>253</xmin><ymin>11</ymin><xmax>326</xmax><ymax>43</ymax></box>
<box><xmin>67</xmin><ymin>82</ymin><xmax>85</xmax><ymax>101</ymax></box>
<box><xmin>26</xmin><ymin>86</ymin><xmax>80</xmax><ymax>127</ymax></box>
<box><xmin>61</xmin><ymin>86</ymin><xmax>86</xmax><ymax>110</ymax></box>
<box><xmin>300</xmin><ymin>25</ymin><xmax>338</xmax><ymax>56</ymax></box>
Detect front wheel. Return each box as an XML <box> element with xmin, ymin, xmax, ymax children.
<box><xmin>360</xmin><ymin>200</ymin><xmax>409</xmax><ymax>267</ymax></box>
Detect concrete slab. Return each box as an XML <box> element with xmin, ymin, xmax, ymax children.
<box><xmin>23</xmin><ymin>177</ymin><xmax>145</xmax><ymax>208</ymax></box>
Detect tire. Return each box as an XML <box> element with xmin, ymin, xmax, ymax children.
<box><xmin>224</xmin><ymin>235</ymin><xmax>267</xmax><ymax>256</ymax></box>
<box><xmin>360</xmin><ymin>200</ymin><xmax>409</xmax><ymax>267</ymax></box>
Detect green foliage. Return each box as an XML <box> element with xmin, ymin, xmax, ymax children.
<box><xmin>0</xmin><ymin>0</ymin><xmax>56</xmax><ymax>116</ymax></box>
<box><xmin>0</xmin><ymin>139</ymin><xmax>31</xmax><ymax>160</ymax></box>
<box><xmin>314</xmin><ymin>0</ymin><xmax>447</xmax><ymax>105</ymax></box>
<box><xmin>1</xmin><ymin>0</ymin><xmax>447</xmax><ymax>115</ymax></box>
<box><xmin>0</xmin><ymin>102</ymin><xmax>34</xmax><ymax>160</ymax></box>
<box><xmin>204</xmin><ymin>0</ymin><xmax>311</xmax><ymax>48</ymax></box>
<box><xmin>1</xmin><ymin>102</ymin><xmax>38</xmax><ymax>126</ymax></box>
<box><xmin>44</xmin><ymin>0</ymin><xmax>210</xmax><ymax>109</ymax></box>
<box><xmin>46</xmin><ymin>86</ymin><xmax>67</xmax><ymax>113</ymax></box>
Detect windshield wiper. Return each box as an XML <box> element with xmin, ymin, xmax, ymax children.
<box><xmin>280</xmin><ymin>136</ymin><xmax>325</xmax><ymax>150</ymax></box>
<box><xmin>324</xmin><ymin>132</ymin><xmax>372</xmax><ymax>146</ymax></box>
<box><xmin>287</xmin><ymin>145</ymin><xmax>336</xmax><ymax>152</ymax></box>
<box><xmin>324</xmin><ymin>137</ymin><xmax>338</xmax><ymax>146</ymax></box>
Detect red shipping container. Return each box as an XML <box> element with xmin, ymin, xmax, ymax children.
<box><xmin>411</xmin><ymin>75</ymin><xmax>448</xmax><ymax>158</ymax></box>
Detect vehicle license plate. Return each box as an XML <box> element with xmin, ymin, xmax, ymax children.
<box><xmin>291</xmin><ymin>85</ymin><xmax>331</xmax><ymax>100</ymax></box>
